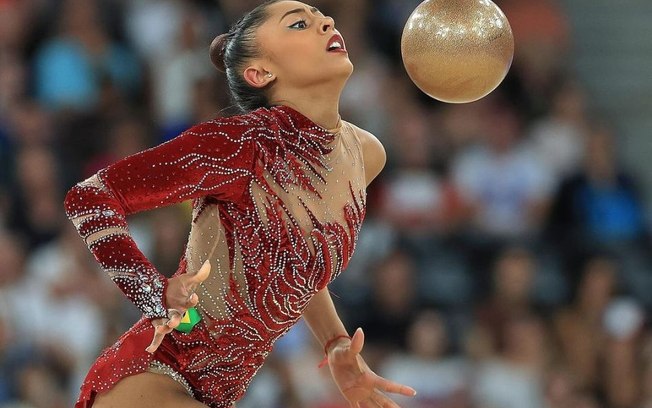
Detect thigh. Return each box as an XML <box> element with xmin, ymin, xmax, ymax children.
<box><xmin>92</xmin><ymin>372</ymin><xmax>207</xmax><ymax>408</ymax></box>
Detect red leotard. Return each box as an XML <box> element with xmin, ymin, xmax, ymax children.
<box><xmin>64</xmin><ymin>106</ymin><xmax>366</xmax><ymax>407</ymax></box>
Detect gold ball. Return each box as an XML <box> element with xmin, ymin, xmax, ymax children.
<box><xmin>401</xmin><ymin>0</ymin><xmax>515</xmax><ymax>103</ymax></box>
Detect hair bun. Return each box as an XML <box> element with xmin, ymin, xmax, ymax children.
<box><xmin>210</xmin><ymin>34</ymin><xmax>229</xmax><ymax>73</ymax></box>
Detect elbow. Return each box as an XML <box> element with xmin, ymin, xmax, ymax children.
<box><xmin>63</xmin><ymin>184</ymin><xmax>82</xmax><ymax>219</ymax></box>
<box><xmin>63</xmin><ymin>174</ymin><xmax>107</xmax><ymax>218</ymax></box>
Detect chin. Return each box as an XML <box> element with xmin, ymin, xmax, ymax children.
<box><xmin>332</xmin><ymin>59</ymin><xmax>354</xmax><ymax>80</ymax></box>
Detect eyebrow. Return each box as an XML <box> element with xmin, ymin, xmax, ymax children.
<box><xmin>279</xmin><ymin>6</ymin><xmax>322</xmax><ymax>22</ymax></box>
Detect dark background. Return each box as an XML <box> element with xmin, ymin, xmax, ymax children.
<box><xmin>0</xmin><ymin>1</ymin><xmax>651</xmax><ymax>407</ymax></box>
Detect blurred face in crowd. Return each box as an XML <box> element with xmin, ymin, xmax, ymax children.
<box><xmin>109</xmin><ymin>117</ymin><xmax>150</xmax><ymax>160</ymax></box>
<box><xmin>545</xmin><ymin>369</ymin><xmax>578</xmax><ymax>406</ymax></box>
<box><xmin>494</xmin><ymin>248</ymin><xmax>535</xmax><ymax>303</ymax></box>
<box><xmin>503</xmin><ymin>315</ymin><xmax>548</xmax><ymax>364</ymax></box>
<box><xmin>0</xmin><ymin>0</ymin><xmax>30</xmax><ymax>50</ymax></box>
<box><xmin>485</xmin><ymin>102</ymin><xmax>521</xmax><ymax>154</ymax></box>
<box><xmin>16</xmin><ymin>147</ymin><xmax>58</xmax><ymax>193</ymax></box>
<box><xmin>0</xmin><ymin>56</ymin><xmax>26</xmax><ymax>110</ymax></box>
<box><xmin>0</xmin><ymin>232</ymin><xmax>25</xmax><ymax>286</ymax></box>
<box><xmin>552</xmin><ymin>81</ymin><xmax>587</xmax><ymax>121</ymax></box>
<box><xmin>578</xmin><ymin>257</ymin><xmax>616</xmax><ymax>312</ymax></box>
<box><xmin>8</xmin><ymin>100</ymin><xmax>52</xmax><ymax>145</ymax></box>
<box><xmin>60</xmin><ymin>0</ymin><xmax>102</xmax><ymax>35</ymax></box>
<box><xmin>374</xmin><ymin>252</ymin><xmax>415</xmax><ymax>314</ymax></box>
<box><xmin>392</xmin><ymin>109</ymin><xmax>432</xmax><ymax>168</ymax></box>
<box><xmin>248</xmin><ymin>1</ymin><xmax>353</xmax><ymax>92</ymax></box>
<box><xmin>585</xmin><ymin>126</ymin><xmax>616</xmax><ymax>182</ymax></box>
<box><xmin>407</xmin><ymin>311</ymin><xmax>449</xmax><ymax>359</ymax></box>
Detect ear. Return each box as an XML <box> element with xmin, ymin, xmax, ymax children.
<box><xmin>243</xmin><ymin>65</ymin><xmax>274</xmax><ymax>88</ymax></box>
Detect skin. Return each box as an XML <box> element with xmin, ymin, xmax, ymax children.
<box><xmin>94</xmin><ymin>2</ymin><xmax>410</xmax><ymax>407</ymax></box>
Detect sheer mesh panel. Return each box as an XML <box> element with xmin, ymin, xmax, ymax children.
<box><xmin>188</xmin><ymin>203</ymin><xmax>249</xmax><ymax>325</ymax></box>
<box><xmin>85</xmin><ymin>227</ymin><xmax>130</xmax><ymax>246</ymax></box>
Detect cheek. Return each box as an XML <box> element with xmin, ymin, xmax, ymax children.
<box><xmin>277</xmin><ymin>43</ymin><xmax>320</xmax><ymax>68</ymax></box>
<box><xmin>270</xmin><ymin>49</ymin><xmax>324</xmax><ymax>83</ymax></box>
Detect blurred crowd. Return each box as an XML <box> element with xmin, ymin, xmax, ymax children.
<box><xmin>0</xmin><ymin>0</ymin><xmax>651</xmax><ymax>407</ymax></box>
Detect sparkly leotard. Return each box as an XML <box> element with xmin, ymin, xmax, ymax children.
<box><xmin>64</xmin><ymin>106</ymin><xmax>366</xmax><ymax>407</ymax></box>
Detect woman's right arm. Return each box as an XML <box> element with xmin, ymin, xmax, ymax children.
<box><xmin>64</xmin><ymin>118</ymin><xmax>256</xmax><ymax>319</ymax></box>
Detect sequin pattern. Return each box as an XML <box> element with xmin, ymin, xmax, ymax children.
<box><xmin>66</xmin><ymin>106</ymin><xmax>367</xmax><ymax>407</ymax></box>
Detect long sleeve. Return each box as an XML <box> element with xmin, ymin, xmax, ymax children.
<box><xmin>63</xmin><ymin>118</ymin><xmax>256</xmax><ymax>319</ymax></box>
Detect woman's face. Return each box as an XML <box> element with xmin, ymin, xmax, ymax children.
<box><xmin>252</xmin><ymin>1</ymin><xmax>353</xmax><ymax>89</ymax></box>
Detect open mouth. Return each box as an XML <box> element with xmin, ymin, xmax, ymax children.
<box><xmin>327</xmin><ymin>34</ymin><xmax>347</xmax><ymax>53</ymax></box>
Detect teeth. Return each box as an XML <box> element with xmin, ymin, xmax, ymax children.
<box><xmin>329</xmin><ymin>41</ymin><xmax>342</xmax><ymax>50</ymax></box>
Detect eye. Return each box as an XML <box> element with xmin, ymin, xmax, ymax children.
<box><xmin>289</xmin><ymin>20</ymin><xmax>307</xmax><ymax>30</ymax></box>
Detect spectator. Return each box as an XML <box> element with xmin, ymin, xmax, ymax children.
<box><xmin>527</xmin><ymin>80</ymin><xmax>589</xmax><ymax>182</ymax></box>
<box><xmin>353</xmin><ymin>249</ymin><xmax>419</xmax><ymax>354</ymax></box>
<box><xmin>548</xmin><ymin>123</ymin><xmax>647</xmax><ymax>249</ymax></box>
<box><xmin>475</xmin><ymin>246</ymin><xmax>538</xmax><ymax>348</ymax></box>
<box><xmin>602</xmin><ymin>298</ymin><xmax>645</xmax><ymax>408</ymax></box>
<box><xmin>124</xmin><ymin>0</ymin><xmax>188</xmax><ymax>63</ymax></box>
<box><xmin>0</xmin><ymin>55</ymin><xmax>27</xmax><ymax>116</ymax></box>
<box><xmin>472</xmin><ymin>313</ymin><xmax>549</xmax><ymax>408</ymax></box>
<box><xmin>642</xmin><ymin>333</ymin><xmax>652</xmax><ymax>408</ymax></box>
<box><xmin>554</xmin><ymin>255</ymin><xmax>617</xmax><ymax>393</ymax></box>
<box><xmin>497</xmin><ymin>0</ymin><xmax>571</xmax><ymax>116</ymax></box>
<box><xmin>34</xmin><ymin>0</ymin><xmax>141</xmax><ymax>111</ymax></box>
<box><xmin>0</xmin><ymin>0</ymin><xmax>35</xmax><ymax>54</ymax></box>
<box><xmin>378</xmin><ymin>108</ymin><xmax>464</xmax><ymax>239</ymax></box>
<box><xmin>6</xmin><ymin>146</ymin><xmax>64</xmax><ymax>249</ymax></box>
<box><xmin>453</xmin><ymin>98</ymin><xmax>554</xmax><ymax>240</ymax></box>
<box><xmin>0</xmin><ymin>315</ymin><xmax>11</xmax><ymax>403</ymax></box>
<box><xmin>15</xmin><ymin>361</ymin><xmax>69</xmax><ymax>408</ymax></box>
<box><xmin>381</xmin><ymin>310</ymin><xmax>470</xmax><ymax>408</ymax></box>
<box><xmin>544</xmin><ymin>368</ymin><xmax>582</xmax><ymax>408</ymax></box>
<box><xmin>83</xmin><ymin>114</ymin><xmax>152</xmax><ymax>176</ymax></box>
<box><xmin>149</xmin><ymin>4</ymin><xmax>215</xmax><ymax>141</ymax></box>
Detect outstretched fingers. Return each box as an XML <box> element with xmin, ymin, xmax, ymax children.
<box><xmin>146</xmin><ymin>309</ymin><xmax>184</xmax><ymax>353</ymax></box>
<box><xmin>374</xmin><ymin>376</ymin><xmax>416</xmax><ymax>397</ymax></box>
<box><xmin>146</xmin><ymin>319</ymin><xmax>172</xmax><ymax>353</ymax></box>
<box><xmin>371</xmin><ymin>390</ymin><xmax>401</xmax><ymax>408</ymax></box>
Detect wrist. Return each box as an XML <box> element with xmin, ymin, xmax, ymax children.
<box><xmin>318</xmin><ymin>334</ymin><xmax>351</xmax><ymax>369</ymax></box>
<box><xmin>324</xmin><ymin>334</ymin><xmax>351</xmax><ymax>355</ymax></box>
<box><xmin>140</xmin><ymin>273</ymin><xmax>168</xmax><ymax>319</ymax></box>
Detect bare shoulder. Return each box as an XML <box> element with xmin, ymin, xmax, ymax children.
<box><xmin>346</xmin><ymin>122</ymin><xmax>387</xmax><ymax>185</ymax></box>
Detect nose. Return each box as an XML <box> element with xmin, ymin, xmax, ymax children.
<box><xmin>319</xmin><ymin>16</ymin><xmax>335</xmax><ymax>34</ymax></box>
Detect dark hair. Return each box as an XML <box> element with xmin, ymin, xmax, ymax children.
<box><xmin>210</xmin><ymin>0</ymin><xmax>283</xmax><ymax>114</ymax></box>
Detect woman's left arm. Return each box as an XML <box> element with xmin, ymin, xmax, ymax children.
<box><xmin>303</xmin><ymin>288</ymin><xmax>416</xmax><ymax>407</ymax></box>
<box><xmin>302</xmin><ymin>123</ymin><xmax>387</xmax><ymax>347</ymax></box>
<box><xmin>303</xmin><ymin>125</ymin><xmax>414</xmax><ymax>407</ymax></box>
<box><xmin>302</xmin><ymin>287</ymin><xmax>350</xmax><ymax>349</ymax></box>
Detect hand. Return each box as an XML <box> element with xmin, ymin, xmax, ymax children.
<box><xmin>146</xmin><ymin>260</ymin><xmax>211</xmax><ymax>353</ymax></box>
<box><xmin>328</xmin><ymin>328</ymin><xmax>416</xmax><ymax>407</ymax></box>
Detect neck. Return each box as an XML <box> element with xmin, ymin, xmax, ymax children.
<box><xmin>270</xmin><ymin>83</ymin><xmax>343</xmax><ymax>130</ymax></box>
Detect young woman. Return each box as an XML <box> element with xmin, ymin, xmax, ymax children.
<box><xmin>64</xmin><ymin>1</ymin><xmax>416</xmax><ymax>407</ymax></box>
